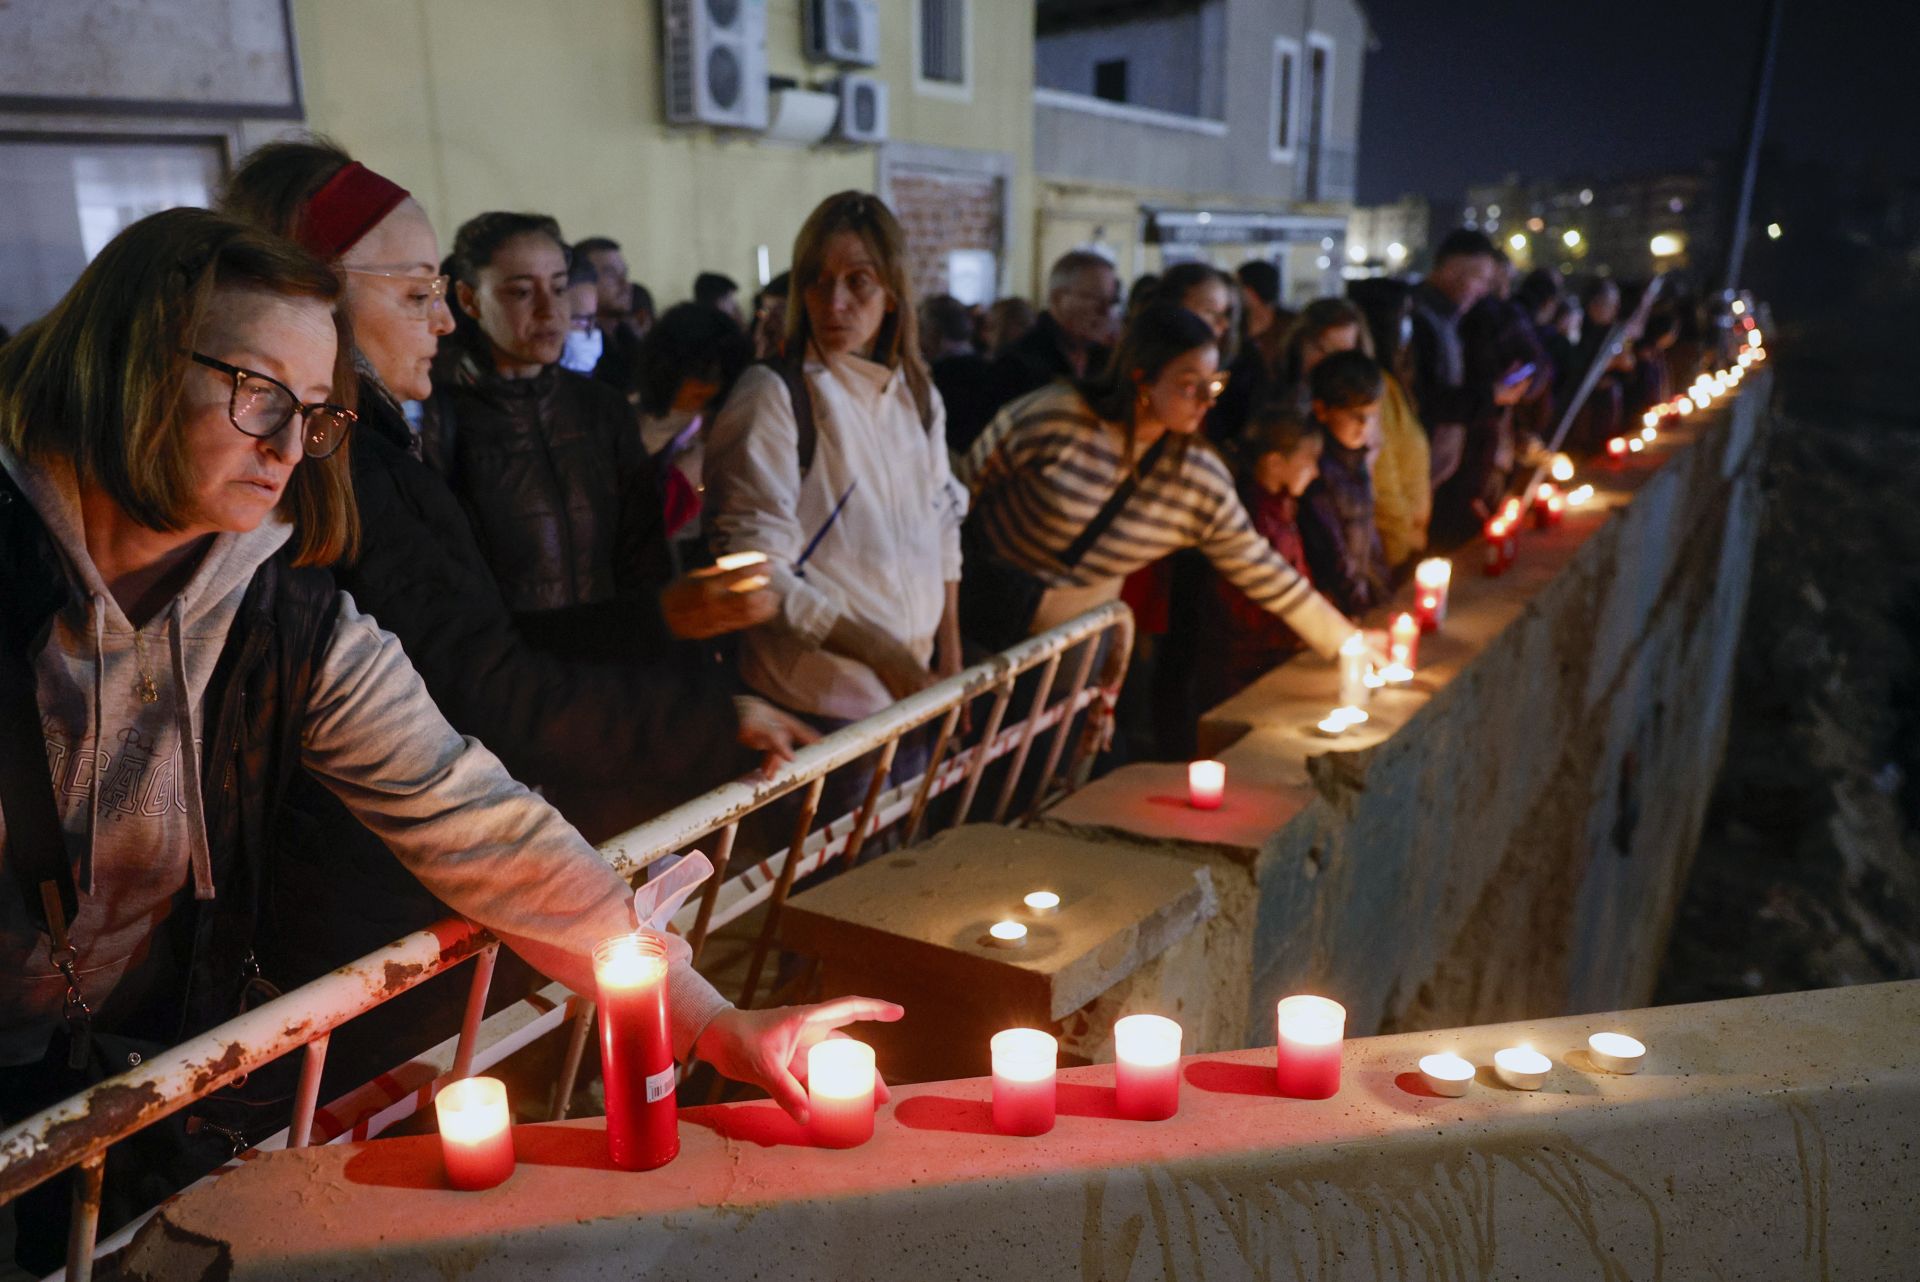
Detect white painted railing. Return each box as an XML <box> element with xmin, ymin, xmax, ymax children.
<box><xmin>0</xmin><ymin>603</ymin><xmax>1136</xmax><ymax>1281</ymax></box>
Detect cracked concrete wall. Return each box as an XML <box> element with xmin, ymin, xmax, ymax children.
<box><xmin>1043</xmin><ymin>388</ymin><xmax>1772</xmax><ymax>1049</ymax></box>
<box><xmin>1255</xmin><ymin>394</ymin><xmax>1766</xmax><ymax>1041</ymax></box>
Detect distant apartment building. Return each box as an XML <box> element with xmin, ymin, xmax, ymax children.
<box><xmin>1345</xmin><ymin>193</ymin><xmax>1433</xmax><ymax>276</ymax></box>
<box><xmin>1463</xmin><ymin>167</ymin><xmax>1725</xmax><ymax>283</ymax></box>
<box><xmin>1030</xmin><ymin>0</ymin><xmax>1369</xmax><ymax>308</ymax></box>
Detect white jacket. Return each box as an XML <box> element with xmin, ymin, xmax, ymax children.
<box><xmin>706</xmin><ymin>354</ymin><xmax>966</xmax><ymax>721</ymax></box>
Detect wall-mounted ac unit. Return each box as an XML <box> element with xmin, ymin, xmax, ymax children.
<box><xmin>663</xmin><ymin>0</ymin><xmax>769</xmax><ymax>129</ymax></box>
<box><xmin>805</xmin><ymin>0</ymin><xmax>879</xmax><ymax>66</ymax></box>
<box><xmin>833</xmin><ymin>74</ymin><xmax>888</xmax><ymax>144</ymax></box>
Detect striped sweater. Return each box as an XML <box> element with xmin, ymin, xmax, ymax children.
<box><xmin>958</xmin><ymin>383</ymin><xmax>1355</xmax><ymax>658</ymax></box>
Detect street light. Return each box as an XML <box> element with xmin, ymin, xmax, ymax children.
<box><xmin>1508</xmin><ymin>232</ymin><xmax>1527</xmax><ymax>252</ymax></box>
<box><xmin>1387</xmin><ymin>242</ymin><xmax>1406</xmax><ymax>262</ymax></box>
<box><xmin>1766</xmin><ymin>222</ymin><xmax>1783</xmax><ymax>240</ymax></box>
<box><xmin>1649</xmin><ymin>232</ymin><xmax>1684</xmax><ymax>257</ymax></box>
<box><xmin>1562</xmin><ymin>229</ymin><xmax>1583</xmax><ymax>249</ymax></box>
<box><xmin>1347</xmin><ymin>243</ymin><xmax>1367</xmax><ymax>263</ymax></box>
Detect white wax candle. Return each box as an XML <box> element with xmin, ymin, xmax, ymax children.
<box><xmin>987</xmin><ymin>920</ymin><xmax>1028</xmax><ymax>948</ymax></box>
<box><xmin>1022</xmin><ymin>890</ymin><xmax>1060</xmax><ymax>916</ymax></box>
<box><xmin>808</xmin><ymin>1039</ymin><xmax>876</xmax><ymax>1148</ymax></box>
<box><xmin>1493</xmin><ymin>1045</ymin><xmax>1552</xmax><ymax>1090</ymax></box>
<box><xmin>1417</xmin><ymin>1052</ymin><xmax>1475</xmax><ymax>1097</ymax></box>
<box><xmin>1586</xmin><ymin>1031</ymin><xmax>1646</xmax><ymax>1074</ymax></box>
<box><xmin>1337</xmin><ymin>633</ymin><xmax>1371</xmax><ymax>708</ymax></box>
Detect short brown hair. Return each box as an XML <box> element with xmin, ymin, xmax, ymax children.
<box><xmin>785</xmin><ymin>191</ymin><xmax>931</xmax><ymax>422</ymax></box>
<box><xmin>0</xmin><ymin>206</ymin><xmax>359</xmax><ymax>566</ymax></box>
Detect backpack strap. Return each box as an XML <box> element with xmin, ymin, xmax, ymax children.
<box><xmin>760</xmin><ymin>355</ymin><xmax>936</xmax><ymax>477</ymax></box>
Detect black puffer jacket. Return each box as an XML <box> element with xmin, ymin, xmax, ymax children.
<box><xmin>332</xmin><ymin>377</ymin><xmax>746</xmax><ymax>838</ymax></box>
<box><xmin>419</xmin><ymin>355</ymin><xmax>658</xmax><ymax>615</ymax></box>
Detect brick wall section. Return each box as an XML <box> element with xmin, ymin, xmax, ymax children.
<box><xmin>888</xmin><ymin>171</ymin><xmax>1003</xmax><ymax>301</ymax></box>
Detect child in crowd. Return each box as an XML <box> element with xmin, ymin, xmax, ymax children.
<box><xmin>1197</xmin><ymin>411</ymin><xmax>1325</xmax><ymax>707</ymax></box>
<box><xmin>1300</xmin><ymin>349</ymin><xmax>1390</xmax><ymax>617</ymax></box>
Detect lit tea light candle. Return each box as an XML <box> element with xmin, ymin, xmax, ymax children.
<box><xmin>1337</xmin><ymin>633</ymin><xmax>1372</xmax><ymax>708</ymax></box>
<box><xmin>1380</xmin><ymin>662</ymin><xmax>1414</xmax><ymax>686</ymax></box>
<box><xmin>436</xmin><ymin>1076</ymin><xmax>515</xmax><ymax>1190</ymax></box>
<box><xmin>808</xmin><ymin>1039</ymin><xmax>877</xmax><ymax>1148</ymax></box>
<box><xmin>1022</xmin><ymin>890</ymin><xmax>1060</xmax><ymax>916</ymax></box>
<box><xmin>1114</xmin><ymin>1014</ymin><xmax>1183</xmax><ymax>1120</ymax></box>
<box><xmin>1627</xmin><ymin>438</ymin><xmax>1646</xmax><ymax>454</ymax></box>
<box><xmin>1187</xmin><ymin>759</ymin><xmax>1225</xmax><ymax>810</ymax></box>
<box><xmin>1493</xmin><ymin>1045</ymin><xmax>1552</xmax><ymax>1090</ymax></box>
<box><xmin>1417</xmin><ymin>1052</ymin><xmax>1475</xmax><ymax>1098</ymax></box>
<box><xmin>1675</xmin><ymin>395</ymin><xmax>1694</xmax><ymax>415</ymax></box>
<box><xmin>593</xmin><ymin>932</ymin><xmax>679</xmax><ymax>1171</ymax></box>
<box><xmin>1388</xmin><ymin>612</ymin><xmax>1419</xmax><ymax>672</ymax></box>
<box><xmin>1317</xmin><ymin>706</ymin><xmax>1369</xmax><ymax>737</ymax></box>
<box><xmin>1606</xmin><ymin>436</ymin><xmax>1628</xmax><ymax>458</ymax></box>
<box><xmin>1550</xmin><ymin>453</ymin><xmax>1575</xmax><ymax>483</ymax></box>
<box><xmin>1414</xmin><ymin>558</ymin><xmax>1452</xmax><ymax>632</ymax></box>
<box><xmin>1362</xmin><ymin>668</ymin><xmax>1386</xmax><ymax>690</ymax></box>
<box><xmin>1640</xmin><ymin>425</ymin><xmax>1657</xmax><ymax>443</ymax></box>
<box><xmin>1586</xmin><ymin>1031</ymin><xmax>1646</xmax><ymax>1074</ymax></box>
<box><xmin>991</xmin><ymin>1028</ymin><xmax>1058</xmax><ymax>1136</ymax></box>
<box><xmin>1275</xmin><ymin>995</ymin><xmax>1345</xmax><ymax>1098</ymax></box>
<box><xmin>727</xmin><ymin>574</ymin><xmax>771</xmax><ymax>594</ymax></box>
<box><xmin>1642</xmin><ymin>409</ymin><xmax>1659</xmax><ymax>429</ymax></box>
<box><xmin>987</xmin><ymin>920</ymin><xmax>1029</xmax><ymax>948</ymax></box>
<box><xmin>1533</xmin><ymin>483</ymin><xmax>1564</xmax><ymax>528</ymax></box>
<box><xmin>711</xmin><ymin>551</ymin><xmax>768</xmax><ymax>572</ymax></box>
<box><xmin>1568</xmin><ymin>483</ymin><xmax>1595</xmax><ymax>507</ymax></box>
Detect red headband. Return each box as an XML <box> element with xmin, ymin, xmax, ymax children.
<box><xmin>298</xmin><ymin>161</ymin><xmax>410</xmax><ymax>259</ymax></box>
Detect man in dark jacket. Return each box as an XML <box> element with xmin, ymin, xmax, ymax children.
<box><xmin>921</xmin><ymin>293</ymin><xmax>997</xmax><ymax>455</ymax></box>
<box><xmin>987</xmin><ymin>251</ymin><xmax>1120</xmax><ymax>412</ymax></box>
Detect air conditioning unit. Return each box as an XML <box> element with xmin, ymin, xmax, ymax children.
<box><xmin>833</xmin><ymin>75</ymin><xmax>888</xmax><ymax>144</ymax></box>
<box><xmin>663</xmin><ymin>0</ymin><xmax>769</xmax><ymax>129</ymax></box>
<box><xmin>805</xmin><ymin>0</ymin><xmax>879</xmax><ymax>66</ymax></box>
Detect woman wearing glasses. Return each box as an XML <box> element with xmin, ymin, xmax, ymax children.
<box><xmin>956</xmin><ymin>303</ymin><xmax>1356</xmax><ymax>657</ymax></box>
<box><xmin>0</xmin><ymin>209</ymin><xmax>899</xmax><ymax>1270</ymax></box>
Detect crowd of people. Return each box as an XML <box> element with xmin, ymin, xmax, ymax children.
<box><xmin>0</xmin><ymin>137</ymin><xmax>1718</xmax><ymax>1267</ymax></box>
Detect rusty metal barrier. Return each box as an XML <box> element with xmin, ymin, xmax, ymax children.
<box><xmin>0</xmin><ymin>602</ymin><xmax>1134</xmax><ymax>1281</ymax></box>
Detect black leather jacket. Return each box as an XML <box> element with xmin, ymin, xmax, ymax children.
<box><xmin>420</xmin><ymin>355</ymin><xmax>653</xmax><ymax>614</ymax></box>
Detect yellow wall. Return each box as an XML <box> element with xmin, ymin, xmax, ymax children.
<box><xmin>290</xmin><ymin>0</ymin><xmax>1036</xmax><ymax>300</ymax></box>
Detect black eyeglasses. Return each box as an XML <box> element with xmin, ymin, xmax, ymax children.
<box><xmin>190</xmin><ymin>354</ymin><xmax>356</xmax><ymax>460</ymax></box>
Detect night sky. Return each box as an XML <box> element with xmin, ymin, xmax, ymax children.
<box><xmin>1356</xmin><ymin>0</ymin><xmax>1918</xmax><ymax>205</ymax></box>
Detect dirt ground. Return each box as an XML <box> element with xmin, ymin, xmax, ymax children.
<box><xmin>1655</xmin><ymin>398</ymin><xmax>1920</xmax><ymax>1004</ymax></box>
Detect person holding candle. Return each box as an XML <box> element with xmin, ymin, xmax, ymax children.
<box><xmin>0</xmin><ymin>210</ymin><xmax>900</xmax><ymax>1271</ymax></box>
<box><xmin>958</xmin><ymin>304</ymin><xmax>1355</xmax><ymax>659</ymax></box>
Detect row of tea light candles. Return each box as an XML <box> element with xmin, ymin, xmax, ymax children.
<box><xmin>803</xmin><ymin>998</ymin><xmax>1652</xmax><ymax>1147</ymax></box>
<box><xmin>433</xmin><ymin>951</ymin><xmax>1649</xmax><ymax>1179</ymax></box>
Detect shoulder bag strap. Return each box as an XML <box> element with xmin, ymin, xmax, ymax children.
<box><xmin>1056</xmin><ymin>433</ymin><xmax>1172</xmax><ymax>572</ymax></box>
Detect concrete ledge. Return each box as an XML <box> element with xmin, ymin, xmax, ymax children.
<box><xmin>1041</xmin><ymin>385</ymin><xmax>1771</xmax><ymax>1044</ymax></box>
<box><xmin>121</xmin><ymin>979</ymin><xmax>1919</xmax><ymax>1281</ymax></box>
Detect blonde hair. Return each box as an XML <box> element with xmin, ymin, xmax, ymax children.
<box><xmin>784</xmin><ymin>191</ymin><xmax>932</xmax><ymax>422</ymax></box>
<box><xmin>0</xmin><ymin>207</ymin><xmax>359</xmax><ymax>566</ymax></box>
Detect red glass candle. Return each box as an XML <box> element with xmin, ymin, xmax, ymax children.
<box><xmin>991</xmin><ymin>1029</ymin><xmax>1057</xmax><ymax>1136</ymax></box>
<box><xmin>1114</xmin><ymin>1014</ymin><xmax>1182</xmax><ymax>1120</ymax></box>
<box><xmin>1483</xmin><ymin>519</ymin><xmax>1508</xmax><ymax>577</ymax></box>
<box><xmin>1275</xmin><ymin>995</ymin><xmax>1345</xmax><ymax>1099</ymax></box>
<box><xmin>1187</xmin><ymin>760</ymin><xmax>1225</xmax><ymax>810</ymax></box>
<box><xmin>593</xmin><ymin>931</ymin><xmax>679</xmax><ymax>1171</ymax></box>
<box><xmin>808</xmin><ymin>1039</ymin><xmax>876</xmax><ymax>1148</ymax></box>
<box><xmin>435</xmin><ymin>1076</ymin><xmax>515</xmax><ymax>1190</ymax></box>
<box><xmin>1414</xmin><ymin>558</ymin><xmax>1451</xmax><ymax>633</ymax></box>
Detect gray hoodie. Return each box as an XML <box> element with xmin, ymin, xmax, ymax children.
<box><xmin>0</xmin><ymin>443</ymin><xmax>730</xmax><ymax>1067</ymax></box>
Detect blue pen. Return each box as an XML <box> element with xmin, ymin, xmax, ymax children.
<box><xmin>793</xmin><ymin>479</ymin><xmax>858</xmax><ymax>577</ymax></box>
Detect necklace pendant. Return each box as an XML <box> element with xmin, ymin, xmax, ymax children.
<box><xmin>136</xmin><ymin>674</ymin><xmax>158</xmax><ymax>704</ymax></box>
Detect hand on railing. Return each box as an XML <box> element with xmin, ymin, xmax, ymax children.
<box><xmin>735</xmin><ymin>696</ymin><xmax>822</xmax><ymax>777</ymax></box>
<box><xmin>693</xmin><ymin>997</ymin><xmax>906</xmax><ymax>1122</ymax></box>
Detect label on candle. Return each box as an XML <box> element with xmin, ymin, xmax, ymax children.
<box><xmin>646</xmin><ymin>1065</ymin><xmax>676</xmax><ymax>1104</ymax></box>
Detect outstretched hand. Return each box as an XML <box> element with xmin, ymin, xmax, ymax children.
<box><xmin>693</xmin><ymin>997</ymin><xmax>906</xmax><ymax>1122</ymax></box>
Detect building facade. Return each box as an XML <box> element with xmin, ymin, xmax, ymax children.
<box><xmin>1345</xmin><ymin>193</ymin><xmax>1433</xmax><ymax>277</ymax></box>
<box><xmin>1029</xmin><ymin>0</ymin><xmax>1369</xmax><ymax>308</ymax></box>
